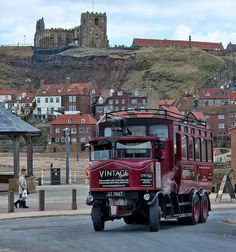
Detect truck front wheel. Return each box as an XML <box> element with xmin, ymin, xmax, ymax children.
<box><xmin>92</xmin><ymin>203</ymin><xmax>105</xmax><ymax>231</ymax></box>
<box><xmin>149</xmin><ymin>199</ymin><xmax>160</xmax><ymax>232</ymax></box>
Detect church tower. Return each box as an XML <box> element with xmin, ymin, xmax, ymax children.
<box><xmin>36</xmin><ymin>17</ymin><xmax>45</xmax><ymax>32</ymax></box>
<box><xmin>79</xmin><ymin>12</ymin><xmax>107</xmax><ymax>48</ymax></box>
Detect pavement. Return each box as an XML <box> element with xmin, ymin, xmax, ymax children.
<box><xmin>0</xmin><ymin>184</ymin><xmax>236</xmax><ymax>224</ymax></box>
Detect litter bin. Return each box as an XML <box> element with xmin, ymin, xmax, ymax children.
<box><xmin>50</xmin><ymin>168</ymin><xmax>61</xmax><ymax>185</ymax></box>
<box><xmin>38</xmin><ymin>177</ymin><xmax>42</xmax><ymax>186</ymax></box>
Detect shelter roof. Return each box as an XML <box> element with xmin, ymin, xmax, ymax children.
<box><xmin>0</xmin><ymin>107</ymin><xmax>41</xmax><ymax>136</ymax></box>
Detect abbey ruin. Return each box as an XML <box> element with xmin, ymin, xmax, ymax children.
<box><xmin>34</xmin><ymin>12</ymin><xmax>108</xmax><ymax>48</ymax></box>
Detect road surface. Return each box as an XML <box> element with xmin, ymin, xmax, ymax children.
<box><xmin>0</xmin><ymin>208</ymin><xmax>235</xmax><ymax>252</ymax></box>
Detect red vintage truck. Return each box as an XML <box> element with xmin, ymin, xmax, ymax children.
<box><xmin>86</xmin><ymin>109</ymin><xmax>213</xmax><ymax>231</ymax></box>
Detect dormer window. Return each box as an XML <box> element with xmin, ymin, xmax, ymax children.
<box><xmin>204</xmin><ymin>92</ymin><xmax>210</xmax><ymax>96</ymax></box>
<box><xmin>42</xmin><ymin>90</ymin><xmax>47</xmax><ymax>94</ymax></box>
<box><xmin>117</xmin><ymin>91</ymin><xmax>123</xmax><ymax>96</ymax></box>
<box><xmin>81</xmin><ymin>119</ymin><xmax>85</xmax><ymax>124</ymax></box>
<box><xmin>68</xmin><ymin>119</ymin><xmax>72</xmax><ymax>123</ymax></box>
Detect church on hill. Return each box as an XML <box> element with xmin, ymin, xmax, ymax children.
<box><xmin>34</xmin><ymin>12</ymin><xmax>108</xmax><ymax>48</ymax></box>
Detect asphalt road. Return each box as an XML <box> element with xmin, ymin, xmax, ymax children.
<box><xmin>0</xmin><ymin>208</ymin><xmax>235</xmax><ymax>252</ymax></box>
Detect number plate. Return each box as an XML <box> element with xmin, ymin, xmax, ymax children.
<box><xmin>106</xmin><ymin>191</ymin><xmax>125</xmax><ymax>197</ymax></box>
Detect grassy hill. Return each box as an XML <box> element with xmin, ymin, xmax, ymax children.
<box><xmin>0</xmin><ymin>46</ymin><xmax>225</xmax><ymax>98</ymax></box>
<box><xmin>123</xmin><ymin>47</ymin><xmax>225</xmax><ymax>98</ymax></box>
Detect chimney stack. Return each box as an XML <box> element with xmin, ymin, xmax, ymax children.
<box><xmin>65</xmin><ymin>77</ymin><xmax>70</xmax><ymax>85</ymax></box>
<box><xmin>189</xmin><ymin>35</ymin><xmax>192</xmax><ymax>48</ymax></box>
<box><xmin>40</xmin><ymin>79</ymin><xmax>45</xmax><ymax>87</ymax></box>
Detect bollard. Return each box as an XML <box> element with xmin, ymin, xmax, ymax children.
<box><xmin>8</xmin><ymin>191</ymin><xmax>14</xmax><ymax>213</ymax></box>
<box><xmin>39</xmin><ymin>190</ymin><xmax>45</xmax><ymax>211</ymax></box>
<box><xmin>71</xmin><ymin>189</ymin><xmax>77</xmax><ymax>210</ymax></box>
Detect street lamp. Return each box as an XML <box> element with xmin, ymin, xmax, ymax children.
<box><xmin>64</xmin><ymin>128</ymin><xmax>70</xmax><ymax>184</ymax></box>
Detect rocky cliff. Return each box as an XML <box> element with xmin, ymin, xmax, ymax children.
<box><xmin>0</xmin><ymin>46</ymin><xmax>225</xmax><ymax>98</ymax></box>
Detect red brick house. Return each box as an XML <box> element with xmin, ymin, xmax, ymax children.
<box><xmin>196</xmin><ymin>87</ymin><xmax>230</xmax><ymax>107</ymax></box>
<box><xmin>195</xmin><ymin>87</ymin><xmax>235</xmax><ymax>147</ymax></box>
<box><xmin>61</xmin><ymin>82</ymin><xmax>93</xmax><ymax>114</ymax></box>
<box><xmin>132</xmin><ymin>38</ymin><xmax>224</xmax><ymax>54</ymax></box>
<box><xmin>50</xmin><ymin>114</ymin><xmax>97</xmax><ymax>151</ymax></box>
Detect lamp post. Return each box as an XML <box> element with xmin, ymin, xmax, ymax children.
<box><xmin>65</xmin><ymin>128</ymin><xmax>70</xmax><ymax>184</ymax></box>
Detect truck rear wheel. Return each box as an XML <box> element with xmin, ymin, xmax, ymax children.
<box><xmin>149</xmin><ymin>199</ymin><xmax>160</xmax><ymax>232</ymax></box>
<box><xmin>199</xmin><ymin>193</ymin><xmax>209</xmax><ymax>223</ymax></box>
<box><xmin>177</xmin><ymin>192</ymin><xmax>200</xmax><ymax>225</ymax></box>
<box><xmin>92</xmin><ymin>203</ymin><xmax>105</xmax><ymax>231</ymax></box>
<box><xmin>186</xmin><ymin>193</ymin><xmax>200</xmax><ymax>225</ymax></box>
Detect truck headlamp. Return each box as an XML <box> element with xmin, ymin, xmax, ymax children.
<box><xmin>143</xmin><ymin>193</ymin><xmax>151</xmax><ymax>201</ymax></box>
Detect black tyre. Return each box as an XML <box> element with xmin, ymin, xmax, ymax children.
<box><xmin>92</xmin><ymin>205</ymin><xmax>105</xmax><ymax>231</ymax></box>
<box><xmin>199</xmin><ymin>194</ymin><xmax>209</xmax><ymax>223</ymax></box>
<box><xmin>149</xmin><ymin>199</ymin><xmax>160</xmax><ymax>232</ymax></box>
<box><xmin>123</xmin><ymin>215</ymin><xmax>134</xmax><ymax>224</ymax></box>
<box><xmin>186</xmin><ymin>192</ymin><xmax>200</xmax><ymax>225</ymax></box>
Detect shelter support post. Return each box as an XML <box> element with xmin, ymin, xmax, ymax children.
<box><xmin>13</xmin><ymin>136</ymin><xmax>20</xmax><ymax>178</ymax></box>
<box><xmin>25</xmin><ymin>136</ymin><xmax>33</xmax><ymax>176</ymax></box>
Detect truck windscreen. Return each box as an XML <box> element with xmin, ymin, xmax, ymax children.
<box><xmin>116</xmin><ymin>141</ymin><xmax>152</xmax><ymax>159</ymax></box>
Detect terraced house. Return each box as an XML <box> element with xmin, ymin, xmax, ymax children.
<box><xmin>49</xmin><ymin>113</ymin><xmax>97</xmax><ymax>152</ymax></box>
<box><xmin>33</xmin><ymin>83</ymin><xmax>64</xmax><ymax>120</ymax></box>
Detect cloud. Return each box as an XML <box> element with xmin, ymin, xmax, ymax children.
<box><xmin>174</xmin><ymin>25</ymin><xmax>192</xmax><ymax>40</ymax></box>
<box><xmin>0</xmin><ymin>0</ymin><xmax>236</xmax><ymax>47</ymax></box>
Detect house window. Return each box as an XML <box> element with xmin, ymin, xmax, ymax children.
<box><xmin>96</xmin><ymin>107</ymin><xmax>104</xmax><ymax>113</ymax></box>
<box><xmin>56</xmin><ymin>97</ymin><xmax>60</xmax><ymax>103</ymax></box>
<box><xmin>108</xmin><ymin>99</ymin><xmax>113</xmax><ymax>105</ymax></box>
<box><xmin>218</xmin><ymin>123</ymin><xmax>225</xmax><ymax>129</ymax></box>
<box><xmin>71</xmin><ymin>137</ymin><xmax>77</xmax><ymax>143</ymax></box>
<box><xmin>55</xmin><ymin>128</ymin><xmax>61</xmax><ymax>133</ymax></box>
<box><xmin>37</xmin><ymin>108</ymin><xmax>41</xmax><ymax>114</ymax></box>
<box><xmin>116</xmin><ymin>99</ymin><xmax>119</xmax><ymax>104</ymax></box>
<box><xmin>69</xmin><ymin>96</ymin><xmax>73</xmax><ymax>102</ymax></box>
<box><xmin>37</xmin><ymin>98</ymin><xmax>41</xmax><ymax>103</ymax></box>
<box><xmin>142</xmin><ymin>98</ymin><xmax>146</xmax><ymax>104</ymax></box>
<box><xmin>116</xmin><ymin>106</ymin><xmax>119</xmax><ymax>111</ymax></box>
<box><xmin>121</xmin><ymin>106</ymin><xmax>125</xmax><ymax>110</ymax></box>
<box><xmin>95</xmin><ymin>18</ymin><xmax>99</xmax><ymax>25</ymax></box>
<box><xmin>122</xmin><ymin>99</ymin><xmax>125</xmax><ymax>104</ymax></box>
<box><xmin>118</xmin><ymin>91</ymin><xmax>123</xmax><ymax>96</ymax></box>
<box><xmin>131</xmin><ymin>98</ymin><xmax>137</xmax><ymax>104</ymax></box>
<box><xmin>230</xmin><ymin>121</ymin><xmax>236</xmax><ymax>126</ymax></box>
<box><xmin>79</xmin><ymin>127</ymin><xmax>85</xmax><ymax>133</ymax></box>
<box><xmin>45</xmin><ymin>97</ymin><xmax>48</xmax><ymax>103</ymax></box>
<box><xmin>86</xmin><ymin>127</ymin><xmax>90</xmax><ymax>134</ymax></box>
<box><xmin>50</xmin><ymin>97</ymin><xmax>54</xmax><ymax>103</ymax></box>
<box><xmin>50</xmin><ymin>107</ymin><xmax>54</xmax><ymax>114</ymax></box>
<box><xmin>71</xmin><ymin>128</ymin><xmax>77</xmax><ymax>134</ymax></box>
<box><xmin>204</xmin><ymin>92</ymin><xmax>210</xmax><ymax>96</ymax></box>
<box><xmin>80</xmin><ymin>137</ymin><xmax>86</xmax><ymax>143</ymax></box>
<box><xmin>218</xmin><ymin>114</ymin><xmax>225</xmax><ymax>120</ymax></box>
<box><xmin>230</xmin><ymin>113</ymin><xmax>236</xmax><ymax>117</ymax></box>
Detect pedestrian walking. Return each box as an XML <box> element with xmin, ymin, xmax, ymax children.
<box><xmin>14</xmin><ymin>168</ymin><xmax>29</xmax><ymax>208</ymax></box>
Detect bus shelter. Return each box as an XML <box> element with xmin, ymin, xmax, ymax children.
<box><xmin>0</xmin><ymin>107</ymin><xmax>41</xmax><ymax>181</ymax></box>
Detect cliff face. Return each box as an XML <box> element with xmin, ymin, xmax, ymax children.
<box><xmin>0</xmin><ymin>46</ymin><xmax>225</xmax><ymax>98</ymax></box>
